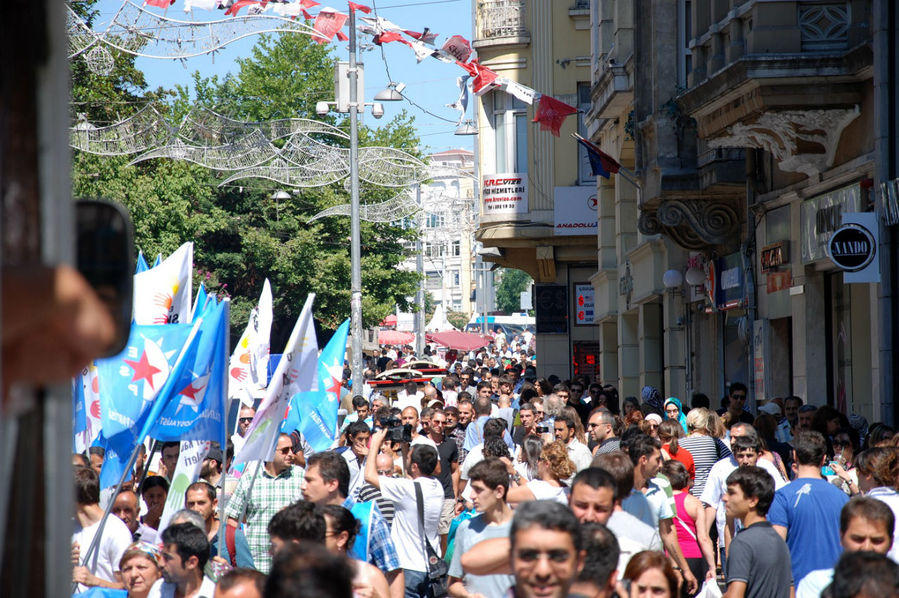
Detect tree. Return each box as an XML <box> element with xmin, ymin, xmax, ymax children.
<box><xmin>71</xmin><ymin>26</ymin><xmax>422</xmax><ymax>345</ymax></box>
<box><xmin>495</xmin><ymin>268</ymin><xmax>533</xmax><ymax>314</ymax></box>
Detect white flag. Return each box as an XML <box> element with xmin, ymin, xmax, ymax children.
<box><xmin>132</xmin><ymin>242</ymin><xmax>193</xmax><ymax>325</ymax></box>
<box><xmin>156</xmin><ymin>440</ymin><xmax>211</xmax><ymax>537</ymax></box>
<box><xmin>497</xmin><ymin>77</ymin><xmax>537</xmax><ymax>105</ymax></box>
<box><xmin>234</xmin><ymin>294</ymin><xmax>318</xmax><ymax>464</ymax></box>
<box><xmin>228</xmin><ymin>279</ymin><xmax>274</xmax><ymax>406</ymax></box>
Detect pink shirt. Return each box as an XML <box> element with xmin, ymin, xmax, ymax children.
<box><xmin>673</xmin><ymin>492</ymin><xmax>702</xmax><ymax>558</ymax></box>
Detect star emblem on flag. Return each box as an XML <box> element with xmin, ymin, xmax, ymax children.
<box><xmin>175</xmin><ymin>370</ymin><xmax>210</xmax><ymax>415</ymax></box>
<box><xmin>124</xmin><ymin>336</ymin><xmax>172</xmax><ymax>400</ymax></box>
<box><xmin>323</xmin><ymin>364</ymin><xmax>343</xmax><ymax>402</ymax></box>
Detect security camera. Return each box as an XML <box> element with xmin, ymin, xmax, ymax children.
<box><xmin>316</xmin><ymin>101</ymin><xmax>330</xmax><ymax>116</ymax></box>
<box><xmin>372</xmin><ymin>103</ymin><xmax>384</xmax><ymax>119</ymax></box>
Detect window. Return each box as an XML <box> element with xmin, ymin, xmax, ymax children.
<box><xmin>677</xmin><ymin>0</ymin><xmax>692</xmax><ymax>88</ymax></box>
<box><xmin>492</xmin><ymin>90</ymin><xmax>528</xmax><ymax>173</ymax></box>
<box><xmin>576</xmin><ymin>82</ymin><xmax>595</xmax><ymax>185</ymax></box>
<box><xmin>451</xmin><ymin>241</ymin><xmax>461</xmax><ymax>257</ymax></box>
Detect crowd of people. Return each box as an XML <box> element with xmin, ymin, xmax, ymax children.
<box><xmin>72</xmin><ymin>341</ymin><xmax>899</xmax><ymax>598</ymax></box>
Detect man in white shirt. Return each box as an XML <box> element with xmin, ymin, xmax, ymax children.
<box><xmin>394</xmin><ymin>381</ymin><xmax>424</xmax><ymax>413</ymax></box>
<box><xmin>553</xmin><ymin>413</ymin><xmax>592</xmax><ymax>473</ymax></box>
<box><xmin>366</xmin><ymin>430</ymin><xmax>445</xmax><ymax>598</ymax></box>
<box><xmin>700</xmin><ymin>425</ymin><xmax>786</xmax><ymax>563</ymax></box>
<box><xmin>72</xmin><ymin>466</ymin><xmax>132</xmax><ymax>592</ymax></box>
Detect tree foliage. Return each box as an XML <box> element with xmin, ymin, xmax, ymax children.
<box><xmin>495</xmin><ymin>268</ymin><xmax>533</xmax><ymax>315</ymax></box>
<box><xmin>71</xmin><ymin>24</ymin><xmax>421</xmax><ymax>346</ymax></box>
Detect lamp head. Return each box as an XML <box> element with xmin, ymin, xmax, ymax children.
<box><xmin>316</xmin><ymin>101</ymin><xmax>330</xmax><ymax>116</ymax></box>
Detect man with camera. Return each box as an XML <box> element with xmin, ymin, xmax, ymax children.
<box><xmin>366</xmin><ymin>429</ymin><xmax>445</xmax><ymax>598</ymax></box>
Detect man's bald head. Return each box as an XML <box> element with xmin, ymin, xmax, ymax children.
<box><xmin>112</xmin><ymin>489</ymin><xmax>140</xmax><ymax>533</ymax></box>
<box><xmin>375</xmin><ymin>452</ymin><xmax>394</xmax><ymax>473</ymax></box>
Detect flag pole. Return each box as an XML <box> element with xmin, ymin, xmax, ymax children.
<box><xmin>217</xmin><ymin>298</ymin><xmax>230</xmax><ymax>559</ymax></box>
<box><xmin>75</xmin><ymin>318</ymin><xmax>205</xmax><ymax>590</ymax></box>
<box><xmin>236</xmin><ymin>460</ymin><xmax>263</xmax><ymax>526</ymax></box>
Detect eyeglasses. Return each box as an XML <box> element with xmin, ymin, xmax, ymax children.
<box><xmin>276</xmin><ymin>447</ymin><xmax>292</xmax><ymax>455</ymax></box>
<box><xmin>587</xmin><ymin>423</ymin><xmax>599</xmax><ymax>428</ymax></box>
<box><xmin>732</xmin><ymin>394</ymin><xmax>747</xmax><ymax>400</ymax></box>
<box><xmin>238</xmin><ymin>417</ymin><xmax>254</xmax><ymax>424</ymax></box>
<box><xmin>376</xmin><ymin>469</ymin><xmax>394</xmax><ymax>476</ymax></box>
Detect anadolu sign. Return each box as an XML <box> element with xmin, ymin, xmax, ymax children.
<box><xmin>828</xmin><ymin>212</ymin><xmax>880</xmax><ymax>283</ymax></box>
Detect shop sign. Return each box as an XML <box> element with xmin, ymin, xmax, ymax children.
<box><xmin>572</xmin><ymin>341</ymin><xmax>600</xmax><ymax>379</ymax></box>
<box><xmin>482</xmin><ymin>173</ymin><xmax>528</xmax><ymax>216</ymax></box>
<box><xmin>766</xmin><ymin>270</ymin><xmax>793</xmax><ymax>294</ymax></box>
<box><xmin>800</xmin><ymin>183</ymin><xmax>862</xmax><ymax>264</ymax></box>
<box><xmin>760</xmin><ymin>241</ymin><xmax>789</xmax><ymax>272</ymax></box>
<box><xmin>829</xmin><ymin>212</ymin><xmax>880</xmax><ymax>283</ymax></box>
<box><xmin>715</xmin><ymin>253</ymin><xmax>745</xmax><ymax>311</ymax></box>
<box><xmin>574</xmin><ymin>283</ymin><xmax>595</xmax><ymax>325</ymax></box>
<box><xmin>554</xmin><ymin>186</ymin><xmax>598</xmax><ymax>236</ymax></box>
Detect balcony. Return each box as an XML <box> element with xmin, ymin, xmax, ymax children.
<box><xmin>473</xmin><ymin>0</ymin><xmax>530</xmax><ymax>50</ymax></box>
<box><xmin>679</xmin><ymin>1</ymin><xmax>872</xmax><ymax>180</ymax></box>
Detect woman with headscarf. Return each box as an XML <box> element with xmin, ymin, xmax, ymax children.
<box><xmin>641</xmin><ymin>385</ymin><xmax>665</xmax><ymax>417</ymax></box>
<box><xmin>664</xmin><ymin>397</ymin><xmax>688</xmax><ymax>434</ymax></box>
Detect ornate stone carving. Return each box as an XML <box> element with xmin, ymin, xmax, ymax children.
<box><xmin>638</xmin><ymin>199</ymin><xmax>741</xmax><ymax>250</ymax></box>
<box><xmin>707</xmin><ymin>107</ymin><xmax>860</xmax><ymax>178</ymax></box>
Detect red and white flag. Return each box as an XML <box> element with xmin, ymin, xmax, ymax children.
<box><xmin>312</xmin><ymin>8</ymin><xmax>348</xmax><ymax>44</ymax></box>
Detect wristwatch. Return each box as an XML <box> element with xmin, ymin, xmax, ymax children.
<box><xmin>511</xmin><ymin>473</ymin><xmax>522</xmax><ymax>484</ymax></box>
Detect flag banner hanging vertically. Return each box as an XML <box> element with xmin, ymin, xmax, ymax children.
<box><xmin>235</xmin><ymin>294</ymin><xmax>318</xmax><ymax>464</ymax></box>
<box><xmin>312</xmin><ymin>8</ymin><xmax>348</xmax><ymax>44</ymax></box>
<box><xmin>146</xmin><ymin>299</ymin><xmax>228</xmax><ymax>447</ymax></box>
<box><xmin>133</xmin><ymin>242</ymin><xmax>193</xmax><ymax>325</ymax></box>
<box><xmin>298</xmin><ymin>318</ymin><xmax>350</xmax><ymax>452</ymax></box>
<box><xmin>156</xmin><ymin>440</ymin><xmax>211</xmax><ymax>537</ymax></box>
<box><xmin>228</xmin><ymin>279</ymin><xmax>274</xmax><ymax>406</ymax></box>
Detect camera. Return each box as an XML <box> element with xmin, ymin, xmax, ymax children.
<box><xmin>378</xmin><ymin>415</ymin><xmax>413</xmax><ymax>444</ymax></box>
<box><xmin>536</xmin><ymin>425</ymin><xmax>549</xmax><ymax>434</ymax></box>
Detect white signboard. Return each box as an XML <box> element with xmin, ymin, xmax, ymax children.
<box><xmin>832</xmin><ymin>212</ymin><xmax>881</xmax><ymax>283</ymax></box>
<box><xmin>574</xmin><ymin>284</ymin><xmax>595</xmax><ymax>325</ymax></box>
<box><xmin>482</xmin><ymin>173</ymin><xmax>528</xmax><ymax>215</ymax></box>
<box><xmin>554</xmin><ymin>186</ymin><xmax>598</xmax><ymax>236</ymax></box>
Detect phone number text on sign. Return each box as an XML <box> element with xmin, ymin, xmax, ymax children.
<box><xmin>482</xmin><ymin>173</ymin><xmax>528</xmax><ymax>215</ymax></box>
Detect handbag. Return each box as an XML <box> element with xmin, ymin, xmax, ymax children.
<box><xmin>415</xmin><ymin>482</ymin><xmax>449</xmax><ymax>598</ymax></box>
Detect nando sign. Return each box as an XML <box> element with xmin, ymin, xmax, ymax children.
<box><xmin>828</xmin><ymin>212</ymin><xmax>880</xmax><ymax>283</ymax></box>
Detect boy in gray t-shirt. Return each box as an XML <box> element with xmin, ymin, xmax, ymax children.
<box><xmin>448</xmin><ymin>459</ymin><xmax>515</xmax><ymax>598</ymax></box>
<box><xmin>723</xmin><ymin>466</ymin><xmax>793</xmax><ymax>598</ymax></box>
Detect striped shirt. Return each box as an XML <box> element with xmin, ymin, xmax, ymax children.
<box><xmin>678</xmin><ymin>435</ymin><xmax>730</xmax><ymax>498</ymax></box>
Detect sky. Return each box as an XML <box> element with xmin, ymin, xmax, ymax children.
<box><xmin>88</xmin><ymin>0</ymin><xmax>476</xmax><ymax>155</ymax></box>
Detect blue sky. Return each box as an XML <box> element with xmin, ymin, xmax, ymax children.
<box><xmin>89</xmin><ymin>0</ymin><xmax>475</xmax><ymax>154</ymax></box>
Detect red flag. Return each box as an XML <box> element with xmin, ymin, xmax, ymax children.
<box><xmin>574</xmin><ymin>134</ymin><xmax>621</xmax><ymax>178</ymax></box>
<box><xmin>441</xmin><ymin>35</ymin><xmax>472</xmax><ymax>63</ymax></box>
<box><xmin>312</xmin><ymin>9</ymin><xmax>349</xmax><ymax>44</ymax></box>
<box><xmin>471</xmin><ymin>61</ymin><xmax>498</xmax><ymax>95</ymax></box>
<box><xmin>224</xmin><ymin>0</ymin><xmax>261</xmax><ymax>16</ymax></box>
<box><xmin>376</xmin><ymin>31</ymin><xmax>406</xmax><ymax>44</ymax></box>
<box><xmin>144</xmin><ymin>0</ymin><xmax>175</xmax><ymax>7</ymax></box>
<box><xmin>404</xmin><ymin>28</ymin><xmax>438</xmax><ymax>45</ymax></box>
<box><xmin>335</xmin><ymin>30</ymin><xmax>349</xmax><ymax>41</ymax></box>
<box><xmin>533</xmin><ymin>95</ymin><xmax>578</xmax><ymax>136</ymax></box>
<box><xmin>348</xmin><ymin>1</ymin><xmax>371</xmax><ymax>13</ymax></box>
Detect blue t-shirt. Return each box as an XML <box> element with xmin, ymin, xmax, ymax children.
<box><xmin>768</xmin><ymin>477</ymin><xmax>848</xmax><ymax>582</ymax></box>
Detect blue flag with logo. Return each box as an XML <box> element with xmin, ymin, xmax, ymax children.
<box><xmin>95</xmin><ymin>321</ymin><xmax>194</xmax><ymax>488</ymax></box>
<box><xmin>146</xmin><ymin>298</ymin><xmax>228</xmax><ymax>446</ymax></box>
<box><xmin>297</xmin><ymin>319</ymin><xmax>349</xmax><ymax>452</ymax></box>
<box><xmin>192</xmin><ymin>283</ymin><xmax>208</xmax><ymax>323</ymax></box>
<box><xmin>135</xmin><ymin>251</ymin><xmax>149</xmax><ymax>274</ymax></box>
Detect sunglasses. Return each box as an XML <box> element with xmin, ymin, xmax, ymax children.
<box><xmin>276</xmin><ymin>447</ymin><xmax>292</xmax><ymax>455</ymax></box>
<box><xmin>239</xmin><ymin>417</ymin><xmax>254</xmax><ymax>424</ymax></box>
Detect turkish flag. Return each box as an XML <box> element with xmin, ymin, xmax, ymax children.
<box><xmin>312</xmin><ymin>8</ymin><xmax>349</xmax><ymax>44</ymax></box>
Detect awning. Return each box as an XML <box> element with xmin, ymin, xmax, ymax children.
<box><xmin>426</xmin><ymin>330</ymin><xmax>492</xmax><ymax>351</ymax></box>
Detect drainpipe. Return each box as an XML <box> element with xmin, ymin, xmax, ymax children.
<box><xmin>874</xmin><ymin>0</ymin><xmax>897</xmax><ymax>425</ymax></box>
<box><xmin>744</xmin><ymin>148</ymin><xmax>758</xmax><ymax>413</ymax></box>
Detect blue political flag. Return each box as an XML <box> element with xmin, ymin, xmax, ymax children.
<box><xmin>192</xmin><ymin>283</ymin><xmax>208</xmax><ymax>323</ymax></box>
<box><xmin>73</xmin><ymin>375</ymin><xmax>87</xmax><ymax>441</ymax></box>
<box><xmin>135</xmin><ymin>251</ymin><xmax>149</xmax><ymax>274</ymax></box>
<box><xmin>146</xmin><ymin>299</ymin><xmax>228</xmax><ymax>446</ymax></box>
<box><xmin>298</xmin><ymin>319</ymin><xmax>350</xmax><ymax>452</ymax></box>
<box><xmin>74</xmin><ymin>586</ymin><xmax>127</xmax><ymax>598</ymax></box>
<box><xmin>153</xmin><ymin>253</ymin><xmax>163</xmax><ymax>267</ymax></box>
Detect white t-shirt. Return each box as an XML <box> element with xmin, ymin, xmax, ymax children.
<box><xmin>607</xmin><ymin>510</ymin><xmax>663</xmax><ymax>579</ymax></box>
<box><xmin>527</xmin><ymin>480</ymin><xmax>570</xmax><ymax>505</ymax></box>
<box><xmin>700</xmin><ymin>456</ymin><xmax>786</xmax><ymax>544</ymax></box>
<box><xmin>379</xmin><ymin>476</ymin><xmax>444</xmax><ymax>572</ymax></box>
<box><xmin>394</xmin><ymin>391</ymin><xmax>424</xmax><ymax>413</ymax></box>
<box><xmin>460</xmin><ymin>443</ymin><xmax>485</xmax><ymax>481</ymax></box>
<box><xmin>147</xmin><ymin>575</ymin><xmax>217</xmax><ymax>598</ymax></box>
<box><xmin>567</xmin><ymin>440</ymin><xmax>593</xmax><ymax>473</ymax></box>
<box><xmin>72</xmin><ymin>515</ymin><xmax>133</xmax><ymax>592</ymax></box>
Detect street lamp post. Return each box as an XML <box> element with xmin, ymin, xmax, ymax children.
<box><xmin>316</xmin><ymin>10</ymin><xmax>402</xmax><ymax>394</ymax></box>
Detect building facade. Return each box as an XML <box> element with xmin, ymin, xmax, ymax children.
<box><xmin>472</xmin><ymin>0</ymin><xmax>599</xmax><ymax>379</ymax></box>
<box><xmin>400</xmin><ymin>149</ymin><xmax>477</xmax><ymax>317</ymax></box>
<box><xmin>586</xmin><ymin>0</ymin><xmax>893</xmax><ymax>421</ymax></box>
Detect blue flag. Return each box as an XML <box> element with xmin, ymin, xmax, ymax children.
<box><xmin>73</xmin><ymin>376</ymin><xmax>87</xmax><ymax>444</ymax></box>
<box><xmin>192</xmin><ymin>283</ymin><xmax>208</xmax><ymax>323</ymax></box>
<box><xmin>298</xmin><ymin>319</ymin><xmax>350</xmax><ymax>452</ymax></box>
<box><xmin>146</xmin><ymin>299</ymin><xmax>228</xmax><ymax>446</ymax></box>
<box><xmin>135</xmin><ymin>251</ymin><xmax>149</xmax><ymax>274</ymax></box>
<box><xmin>95</xmin><ymin>323</ymin><xmax>193</xmax><ymax>488</ymax></box>
<box><xmin>153</xmin><ymin>253</ymin><xmax>163</xmax><ymax>267</ymax></box>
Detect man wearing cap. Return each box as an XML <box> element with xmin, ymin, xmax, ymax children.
<box><xmin>759</xmin><ymin>402</ymin><xmax>793</xmax><ymax>444</ymax></box>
